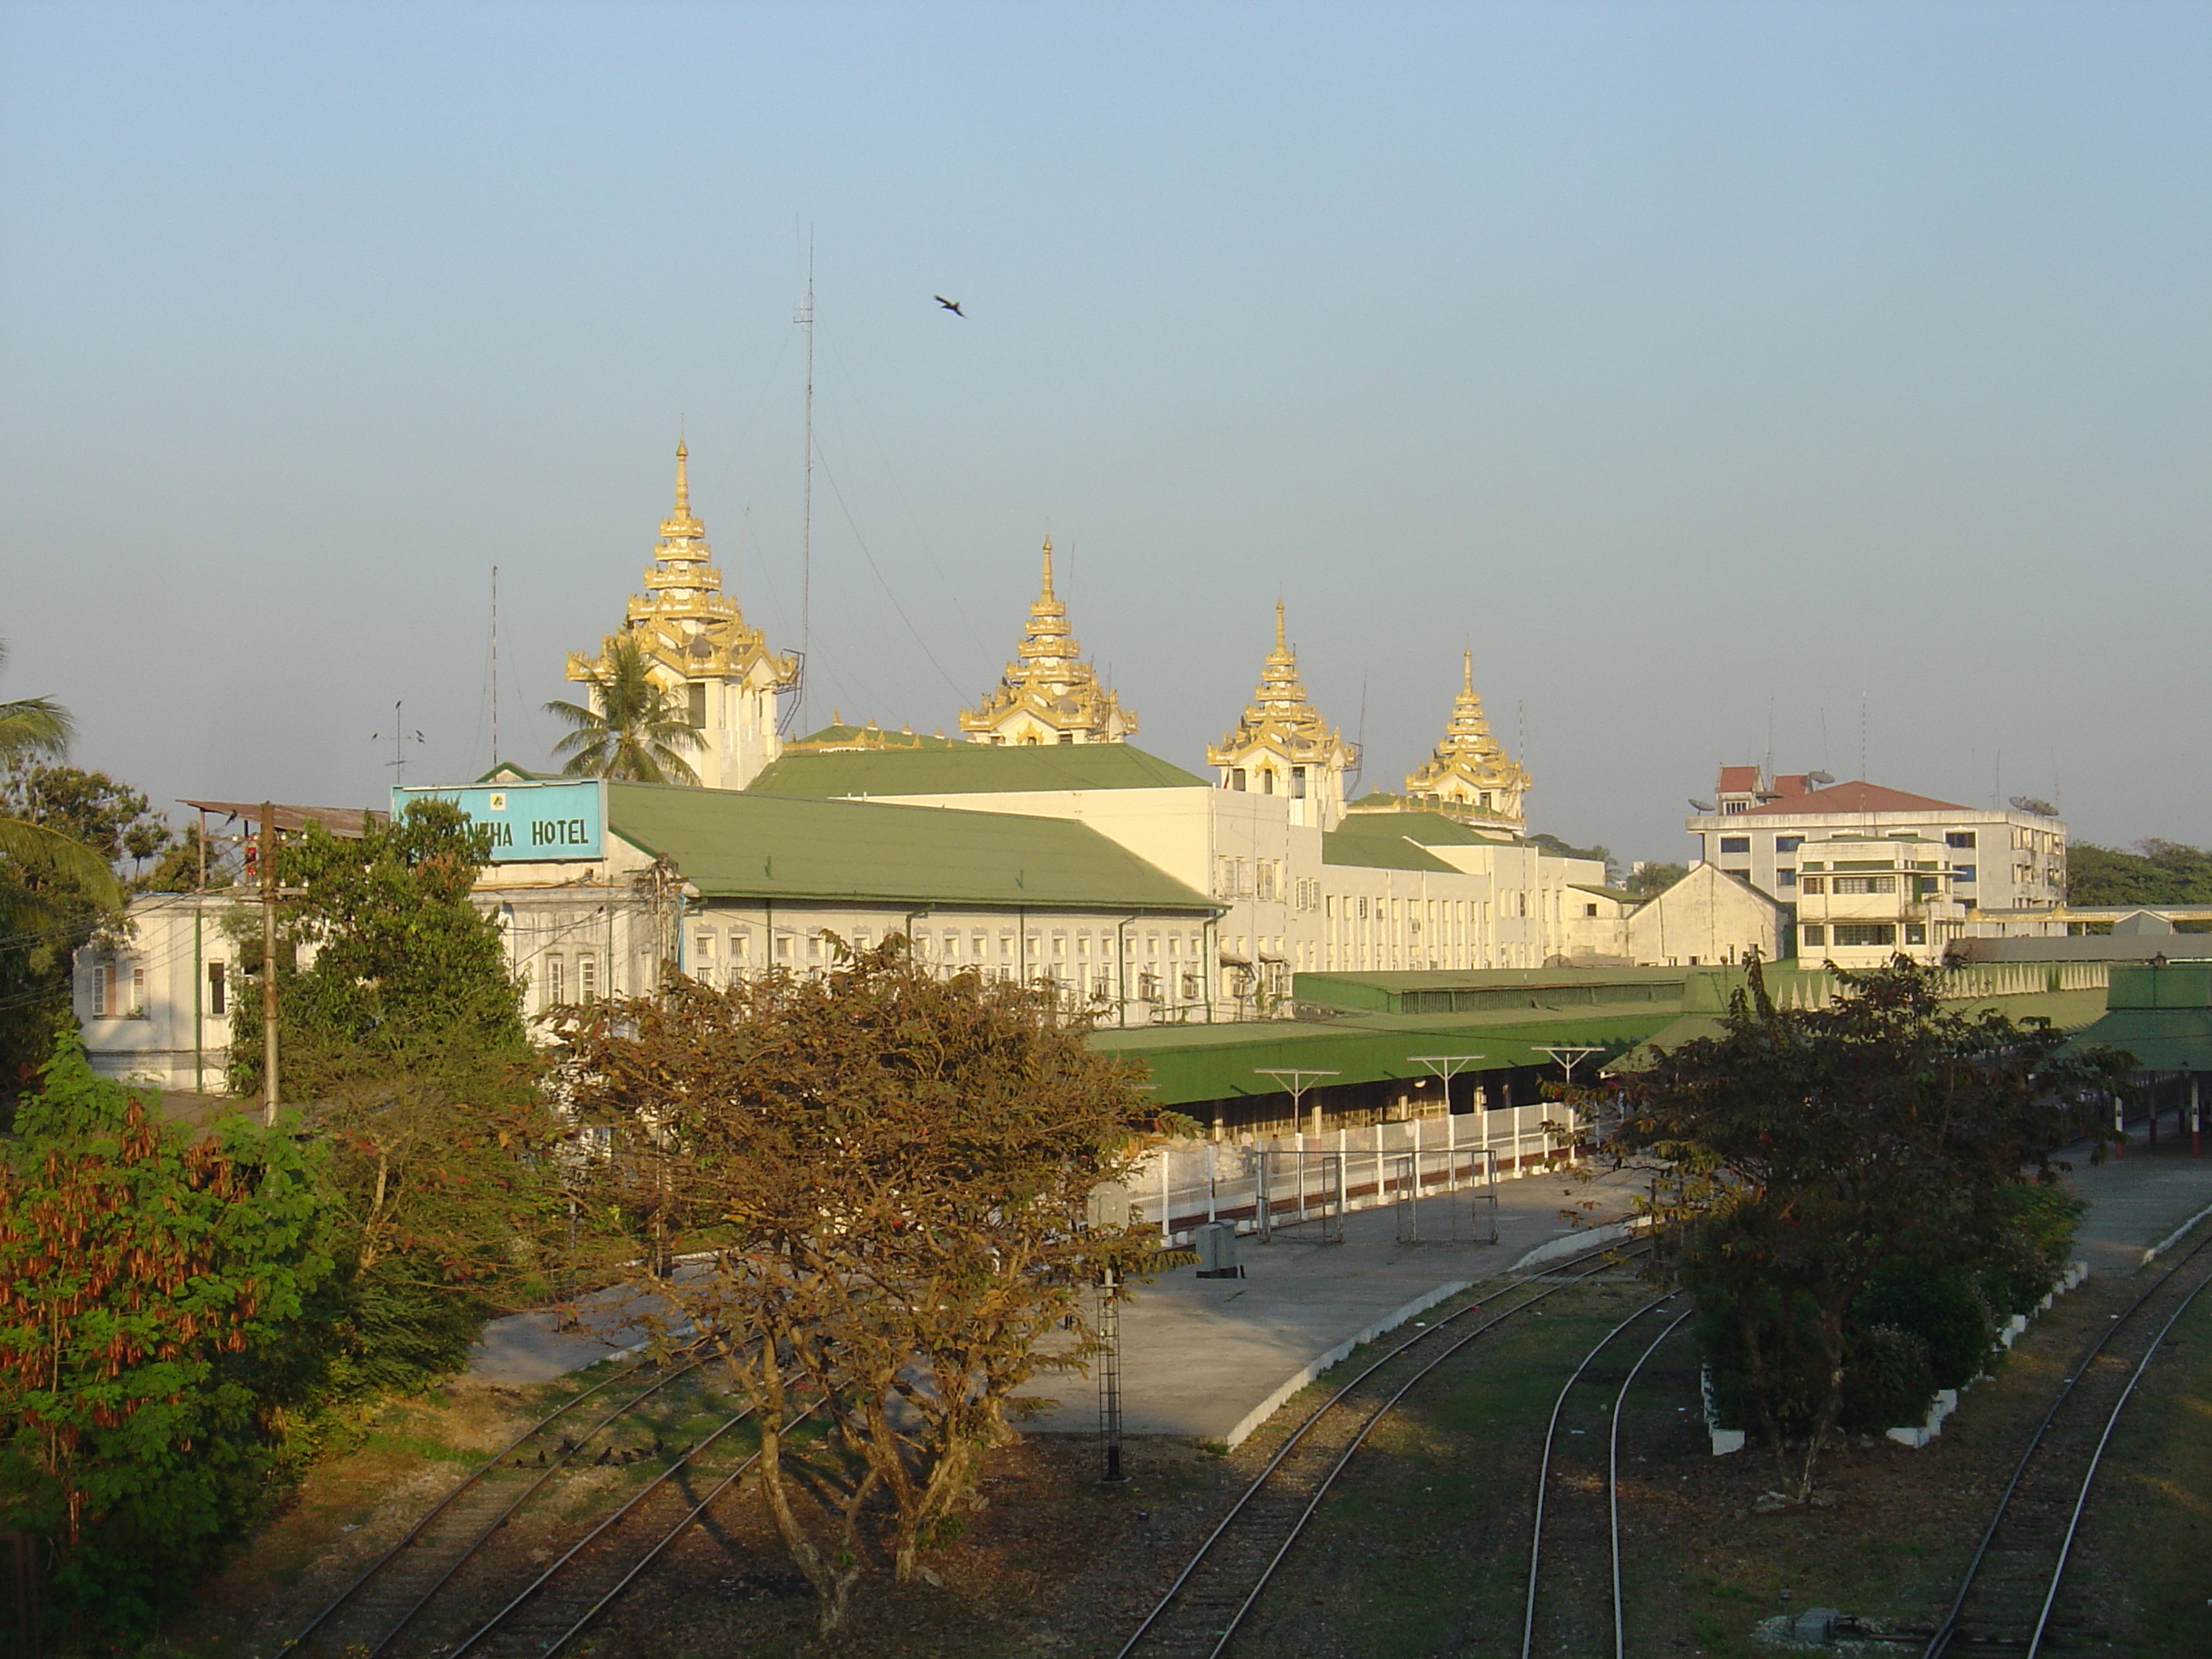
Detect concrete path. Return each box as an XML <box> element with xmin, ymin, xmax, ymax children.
<box><xmin>463</xmin><ymin>1121</ymin><xmax>2212</xmax><ymax>1447</ymax></box>
<box><xmin>2061</xmin><ymin>1121</ymin><xmax>2212</xmax><ymax>1275</ymax></box>
<box><xmin>1009</xmin><ymin>1170</ymin><xmax>1639</xmax><ymax>1445</ymax></box>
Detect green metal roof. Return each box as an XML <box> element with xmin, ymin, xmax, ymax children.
<box><xmin>1297</xmin><ymin>966</ymin><xmax>1690</xmax><ymax>1015</ymax></box>
<box><xmin>1088</xmin><ymin>1008</ymin><xmax>1679</xmax><ymax>1106</ymax></box>
<box><xmin>2072</xmin><ymin>963</ymin><xmax>2212</xmax><ymax>1069</ymax></box>
<box><xmin>602</xmin><ymin>783</ymin><xmax>1212</xmax><ymax>911</ymax></box>
<box><xmin>747</xmin><ymin>742</ymin><xmax>1207</xmax><ymax>799</ymax></box>
<box><xmin>1320</xmin><ymin>830</ymin><xmax>1459</xmax><ymax>872</ymax></box>
<box><xmin>1334</xmin><ymin>808</ymin><xmax>1518</xmax><ymax>846</ymax></box>
<box><xmin>1610</xmin><ymin>987</ymin><xmax>2114</xmax><ymax>1074</ymax></box>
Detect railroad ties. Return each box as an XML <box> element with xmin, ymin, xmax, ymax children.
<box><xmin>280</xmin><ymin>1358</ymin><xmax>769</xmax><ymax>1659</ymax></box>
<box><xmin>1924</xmin><ymin>1229</ymin><xmax>2212</xmax><ymax>1658</ymax></box>
<box><xmin>1115</xmin><ymin>1240</ymin><xmax>1644</xmax><ymax>1659</ymax></box>
<box><xmin>1519</xmin><ymin>1295</ymin><xmax>1690</xmax><ymax>1659</ymax></box>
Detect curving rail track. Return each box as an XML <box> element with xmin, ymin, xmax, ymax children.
<box><xmin>1517</xmin><ymin>1294</ymin><xmax>1691</xmax><ymax>1659</ymax></box>
<box><xmin>1114</xmin><ymin>1236</ymin><xmax>1650</xmax><ymax>1659</ymax></box>
<box><xmin>1922</xmin><ymin>1226</ymin><xmax>2212</xmax><ymax>1659</ymax></box>
<box><xmin>280</xmin><ymin>1355</ymin><xmax>767</xmax><ymax>1659</ymax></box>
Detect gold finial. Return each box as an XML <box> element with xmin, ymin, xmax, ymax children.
<box><xmin>1462</xmin><ymin>649</ymin><xmax>1474</xmax><ymax>695</ymax></box>
<box><xmin>674</xmin><ymin>439</ymin><xmax>690</xmax><ymax>515</ymax></box>
<box><xmin>1275</xmin><ymin>599</ymin><xmax>1287</xmax><ymax>652</ymax></box>
<box><xmin>1039</xmin><ymin>535</ymin><xmax>1056</xmax><ymax>600</ymax></box>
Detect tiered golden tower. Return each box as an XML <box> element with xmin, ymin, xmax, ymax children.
<box><xmin>958</xmin><ymin>538</ymin><xmax>1136</xmax><ymax>745</ymax></box>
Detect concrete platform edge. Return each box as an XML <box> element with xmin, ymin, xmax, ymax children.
<box><xmin>1217</xmin><ymin>1278</ymin><xmax>1473</xmax><ymax>1450</ymax></box>
<box><xmin>1510</xmin><ymin>1219</ymin><xmax>1633</xmax><ymax>1273</ymax></box>
<box><xmin>2144</xmin><ymin>1201</ymin><xmax>2212</xmax><ymax>1264</ymax></box>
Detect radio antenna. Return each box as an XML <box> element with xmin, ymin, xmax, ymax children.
<box><xmin>795</xmin><ymin>228</ymin><xmax>816</xmax><ymax>731</ymax></box>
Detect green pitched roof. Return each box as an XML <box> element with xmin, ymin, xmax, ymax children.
<box><xmin>1320</xmin><ymin>830</ymin><xmax>1458</xmax><ymax>872</ymax></box>
<box><xmin>786</xmin><ymin>723</ymin><xmax>958</xmax><ymax>751</ymax></box>
<box><xmin>603</xmin><ymin>783</ymin><xmax>1212</xmax><ymax>911</ymax></box>
<box><xmin>748</xmin><ymin>742</ymin><xmax>1207</xmax><ymax>799</ymax></box>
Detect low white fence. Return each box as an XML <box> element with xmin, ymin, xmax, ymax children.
<box><xmin>1127</xmin><ymin>1106</ymin><xmax>1580</xmax><ymax>1244</ymax></box>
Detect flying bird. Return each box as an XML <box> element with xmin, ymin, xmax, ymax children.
<box><xmin>934</xmin><ymin>295</ymin><xmax>965</xmax><ymax>316</ymax></box>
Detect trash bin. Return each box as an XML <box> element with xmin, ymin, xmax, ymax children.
<box><xmin>1193</xmin><ymin>1220</ymin><xmax>1243</xmax><ymax>1278</ymax></box>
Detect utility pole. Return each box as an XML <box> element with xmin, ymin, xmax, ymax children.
<box><xmin>260</xmin><ymin>801</ymin><xmax>279</xmax><ymax>1126</ymax></box>
<box><xmin>795</xmin><ymin>230</ymin><xmax>815</xmax><ymax>732</ymax></box>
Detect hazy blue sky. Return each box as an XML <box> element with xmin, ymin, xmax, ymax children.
<box><xmin>4</xmin><ymin>2</ymin><xmax>2207</xmax><ymax>864</ymax></box>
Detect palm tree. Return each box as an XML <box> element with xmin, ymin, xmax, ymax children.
<box><xmin>543</xmin><ymin>635</ymin><xmax>705</xmax><ymax>785</ymax></box>
<box><xmin>0</xmin><ymin>641</ymin><xmax>119</xmax><ymax>914</ymax></box>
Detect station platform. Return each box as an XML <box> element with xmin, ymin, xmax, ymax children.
<box><xmin>465</xmin><ymin>1121</ymin><xmax>2212</xmax><ymax>1448</ymax></box>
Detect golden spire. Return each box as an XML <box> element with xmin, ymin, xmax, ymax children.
<box><xmin>674</xmin><ymin>439</ymin><xmax>690</xmax><ymax>517</ymax></box>
<box><xmin>1275</xmin><ymin>598</ymin><xmax>1287</xmax><ymax>653</ymax></box>
<box><xmin>1462</xmin><ymin>649</ymin><xmax>1474</xmax><ymax>696</ymax></box>
<box><xmin>1039</xmin><ymin>535</ymin><xmax>1056</xmax><ymax>601</ymax></box>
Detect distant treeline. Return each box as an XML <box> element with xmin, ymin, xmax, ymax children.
<box><xmin>2068</xmin><ymin>840</ymin><xmax>2212</xmax><ymax>907</ymax></box>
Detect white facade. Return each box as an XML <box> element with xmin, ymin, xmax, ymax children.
<box><xmin>71</xmin><ymin>893</ymin><xmax>241</xmax><ymax>1093</ymax></box>
<box><xmin>1688</xmin><ymin>774</ymin><xmax>2067</xmax><ymax>920</ymax></box>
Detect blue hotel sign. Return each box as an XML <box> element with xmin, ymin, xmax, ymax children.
<box><xmin>393</xmin><ymin>780</ymin><xmax>605</xmax><ymax>863</ymax></box>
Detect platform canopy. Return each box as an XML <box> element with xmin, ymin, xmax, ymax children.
<box><xmin>2073</xmin><ymin>963</ymin><xmax>2212</xmax><ymax>1073</ymax></box>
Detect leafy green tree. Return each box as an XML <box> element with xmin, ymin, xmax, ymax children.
<box><xmin>0</xmin><ymin>763</ymin><xmax>177</xmax><ymax>883</ymax></box>
<box><xmin>0</xmin><ymin>1027</ymin><xmax>329</xmax><ymax>1633</ymax></box>
<box><xmin>1625</xmin><ymin>861</ymin><xmax>1689</xmax><ymax>899</ymax></box>
<box><xmin>228</xmin><ymin>799</ymin><xmax>565</xmax><ymax>1388</ymax></box>
<box><xmin>1592</xmin><ymin>957</ymin><xmax>2128</xmax><ymax>1501</ymax></box>
<box><xmin>543</xmin><ymin>635</ymin><xmax>703</xmax><ymax>784</ymax></box>
<box><xmin>1530</xmin><ymin>832</ymin><xmax>1618</xmax><ymax>883</ymax></box>
<box><xmin>0</xmin><ymin>653</ymin><xmax>122</xmax><ymax>1108</ymax></box>
<box><xmin>564</xmin><ymin>941</ymin><xmax>1167</xmax><ymax>1633</ymax></box>
<box><xmin>2068</xmin><ymin>839</ymin><xmax>2212</xmax><ymax>907</ymax></box>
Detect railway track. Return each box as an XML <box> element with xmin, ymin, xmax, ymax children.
<box><xmin>1113</xmin><ymin>1235</ymin><xmax>1650</xmax><ymax>1659</ymax></box>
<box><xmin>1922</xmin><ymin>1225</ymin><xmax>2212</xmax><ymax>1658</ymax></box>
<box><xmin>1518</xmin><ymin>1293</ymin><xmax>1691</xmax><ymax>1659</ymax></box>
<box><xmin>280</xmin><ymin>1355</ymin><xmax>757</xmax><ymax>1659</ymax></box>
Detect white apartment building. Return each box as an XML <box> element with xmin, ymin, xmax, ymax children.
<box><xmin>1689</xmin><ymin>768</ymin><xmax>2065</xmax><ymax>912</ymax></box>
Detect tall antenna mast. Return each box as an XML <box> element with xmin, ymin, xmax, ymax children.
<box><xmin>489</xmin><ymin>565</ymin><xmax>500</xmax><ymax>766</ymax></box>
<box><xmin>796</xmin><ymin>229</ymin><xmax>816</xmax><ymax>731</ymax></box>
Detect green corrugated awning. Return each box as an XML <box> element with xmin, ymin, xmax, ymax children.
<box><xmin>1089</xmin><ymin>1008</ymin><xmax>1679</xmax><ymax>1106</ymax></box>
<box><xmin>747</xmin><ymin>742</ymin><xmax>1206</xmax><ymax>798</ymax></box>
<box><xmin>1332</xmin><ymin>809</ymin><xmax>1519</xmax><ymax>847</ymax></box>
<box><xmin>602</xmin><ymin>783</ymin><xmax>1213</xmax><ymax>911</ymax></box>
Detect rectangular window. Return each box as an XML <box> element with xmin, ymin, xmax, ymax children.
<box><xmin>1053</xmin><ymin>933</ymin><xmax>1068</xmax><ymax>958</ymax></box>
<box><xmin>1800</xmin><ymin>876</ymin><xmax>1825</xmax><ymax>894</ymax></box>
<box><xmin>1953</xmin><ymin>864</ymin><xmax>1976</xmax><ymax>883</ymax></box>
<box><xmin>1720</xmin><ymin>836</ymin><xmax>1751</xmax><ymax>854</ymax></box>
<box><xmin>207</xmin><ymin>961</ymin><xmax>226</xmax><ymax>1016</ymax></box>
<box><xmin>1774</xmin><ymin>836</ymin><xmax>1804</xmax><ymax>853</ymax></box>
<box><xmin>1834</xmin><ymin>876</ymin><xmax>1897</xmax><ymax>894</ymax></box>
<box><xmin>777</xmin><ymin>934</ymin><xmax>795</xmax><ymax>961</ymax></box>
<box><xmin>808</xmin><ymin>934</ymin><xmax>824</xmax><ymax>960</ymax></box>
<box><xmin>1802</xmin><ymin>925</ymin><xmax>1825</xmax><ymax>947</ymax></box>
<box><xmin>999</xmin><ymin>934</ymin><xmax>1015</xmax><ymax>959</ymax></box>
<box><xmin>90</xmin><ymin>963</ymin><xmax>110</xmax><ymax>1018</ymax></box>
<box><xmin>1723</xmin><ymin>800</ymin><xmax>1748</xmax><ymax>813</ymax></box>
<box><xmin>1777</xmin><ymin>870</ymin><xmax>1796</xmax><ymax>888</ymax></box>
<box><xmin>548</xmin><ymin>956</ymin><xmax>564</xmax><ymax>1004</ymax></box>
<box><xmin>1833</xmin><ymin>923</ymin><xmax>1897</xmax><ymax>947</ymax></box>
<box><xmin>1076</xmin><ymin>934</ymin><xmax>1090</xmax><ymax>958</ymax></box>
<box><xmin>686</xmin><ymin>682</ymin><xmax>707</xmax><ymax>729</ymax></box>
<box><xmin>1904</xmin><ymin>923</ymin><xmax>1928</xmax><ymax>945</ymax></box>
<box><xmin>732</xmin><ymin>932</ymin><xmax>750</xmax><ymax>962</ymax></box>
<box><xmin>1947</xmin><ymin>831</ymin><xmax>1976</xmax><ymax>849</ymax></box>
<box><xmin>971</xmin><ymin>932</ymin><xmax>986</xmax><ymax>959</ymax></box>
<box><xmin>579</xmin><ymin>956</ymin><xmax>597</xmax><ymax>1001</ymax></box>
<box><xmin>1583</xmin><ymin>902</ymin><xmax>1598</xmax><ymax>917</ymax></box>
<box><xmin>130</xmin><ymin>967</ymin><xmax>145</xmax><ymax>1016</ymax></box>
<box><xmin>1291</xmin><ymin>766</ymin><xmax>1307</xmax><ymax>799</ymax></box>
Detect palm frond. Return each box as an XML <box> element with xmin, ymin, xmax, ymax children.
<box><xmin>0</xmin><ymin>817</ymin><xmax>121</xmax><ymax>909</ymax></box>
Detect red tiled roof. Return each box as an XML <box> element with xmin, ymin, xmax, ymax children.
<box><xmin>1741</xmin><ymin>780</ymin><xmax>1968</xmax><ymax>817</ymax></box>
<box><xmin>1770</xmin><ymin>774</ymin><xmax>1812</xmax><ymax>798</ymax></box>
<box><xmin>1716</xmin><ymin>765</ymin><xmax>1760</xmax><ymax>792</ymax></box>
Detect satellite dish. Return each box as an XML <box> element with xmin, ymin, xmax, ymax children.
<box><xmin>2009</xmin><ymin>795</ymin><xmax>2059</xmax><ymax>818</ymax></box>
<box><xmin>1807</xmin><ymin>771</ymin><xmax>1835</xmax><ymax>786</ymax></box>
<box><xmin>1688</xmin><ymin>799</ymin><xmax>1715</xmax><ymax>813</ymax></box>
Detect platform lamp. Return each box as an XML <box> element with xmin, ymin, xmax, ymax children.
<box><xmin>1407</xmin><ymin>1056</ymin><xmax>1493</xmax><ymax>1243</ymax></box>
<box><xmin>1256</xmin><ymin>1068</ymin><xmax>1340</xmax><ymax>1138</ymax></box>
<box><xmin>1538</xmin><ymin>1045</ymin><xmax>1605</xmax><ymax>1158</ymax></box>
